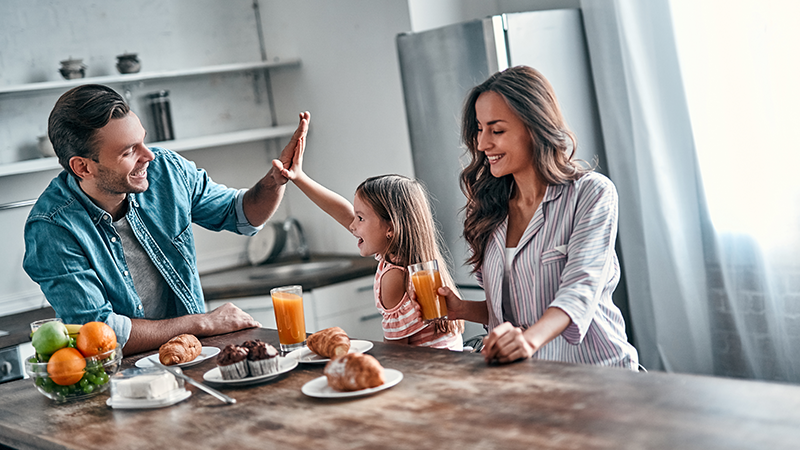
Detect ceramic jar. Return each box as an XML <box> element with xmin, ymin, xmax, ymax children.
<box><xmin>116</xmin><ymin>53</ymin><xmax>141</xmax><ymax>74</ymax></box>
<box><xmin>59</xmin><ymin>58</ymin><xmax>86</xmax><ymax>80</ymax></box>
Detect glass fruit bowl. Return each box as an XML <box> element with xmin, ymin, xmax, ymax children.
<box><xmin>25</xmin><ymin>346</ymin><xmax>122</xmax><ymax>403</ymax></box>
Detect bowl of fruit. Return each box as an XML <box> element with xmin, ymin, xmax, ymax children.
<box><xmin>25</xmin><ymin>321</ymin><xmax>122</xmax><ymax>403</ymax></box>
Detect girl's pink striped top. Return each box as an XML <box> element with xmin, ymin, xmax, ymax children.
<box><xmin>477</xmin><ymin>172</ymin><xmax>639</xmax><ymax>369</ymax></box>
<box><xmin>374</xmin><ymin>256</ymin><xmax>462</xmax><ymax>350</ymax></box>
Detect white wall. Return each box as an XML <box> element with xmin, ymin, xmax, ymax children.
<box><xmin>0</xmin><ymin>0</ymin><xmax>415</xmax><ymax>316</ymax></box>
<box><xmin>256</xmin><ymin>0</ymin><xmax>416</xmax><ymax>255</ymax></box>
<box><xmin>0</xmin><ymin>0</ymin><xmax>581</xmax><ymax>317</ymax></box>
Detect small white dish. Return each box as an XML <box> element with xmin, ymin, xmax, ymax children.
<box><xmin>286</xmin><ymin>339</ymin><xmax>374</xmax><ymax>364</ymax></box>
<box><xmin>202</xmin><ymin>357</ymin><xmax>298</xmax><ymax>386</ymax></box>
<box><xmin>301</xmin><ymin>368</ymin><xmax>403</xmax><ymax>398</ymax></box>
<box><xmin>135</xmin><ymin>346</ymin><xmax>220</xmax><ymax>368</ymax></box>
<box><xmin>107</xmin><ymin>388</ymin><xmax>191</xmax><ymax>409</ymax></box>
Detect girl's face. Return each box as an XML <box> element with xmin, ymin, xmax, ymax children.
<box><xmin>350</xmin><ymin>193</ymin><xmax>392</xmax><ymax>257</ymax></box>
<box><xmin>474</xmin><ymin>91</ymin><xmax>535</xmax><ymax>179</ymax></box>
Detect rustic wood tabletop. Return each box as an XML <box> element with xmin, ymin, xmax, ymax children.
<box><xmin>2</xmin><ymin>327</ymin><xmax>800</xmax><ymax>450</ymax></box>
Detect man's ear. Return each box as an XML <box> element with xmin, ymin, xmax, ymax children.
<box><xmin>69</xmin><ymin>156</ymin><xmax>92</xmax><ymax>180</ymax></box>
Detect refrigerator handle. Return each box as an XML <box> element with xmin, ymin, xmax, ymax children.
<box><xmin>484</xmin><ymin>14</ymin><xmax>510</xmax><ymax>73</ymax></box>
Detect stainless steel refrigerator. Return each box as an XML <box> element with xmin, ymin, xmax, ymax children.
<box><xmin>397</xmin><ymin>8</ymin><xmax>607</xmax><ymax>289</ymax></box>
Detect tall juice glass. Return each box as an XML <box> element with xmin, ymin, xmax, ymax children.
<box><xmin>408</xmin><ymin>260</ymin><xmax>448</xmax><ymax>322</ymax></box>
<box><xmin>270</xmin><ymin>285</ymin><xmax>306</xmax><ymax>352</ymax></box>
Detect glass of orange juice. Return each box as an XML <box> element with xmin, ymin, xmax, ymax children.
<box><xmin>270</xmin><ymin>285</ymin><xmax>306</xmax><ymax>353</ymax></box>
<box><xmin>408</xmin><ymin>260</ymin><xmax>448</xmax><ymax>322</ymax></box>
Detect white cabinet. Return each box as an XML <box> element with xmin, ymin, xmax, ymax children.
<box><xmin>207</xmin><ymin>275</ymin><xmax>383</xmax><ymax>342</ymax></box>
<box><xmin>206</xmin><ymin>276</ymin><xmax>383</xmax><ymax>341</ymax></box>
<box><xmin>310</xmin><ymin>276</ymin><xmax>384</xmax><ymax>342</ymax></box>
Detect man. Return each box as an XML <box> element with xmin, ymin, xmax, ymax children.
<box><xmin>23</xmin><ymin>84</ymin><xmax>310</xmax><ymax>355</ymax></box>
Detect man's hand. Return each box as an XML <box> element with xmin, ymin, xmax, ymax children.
<box><xmin>272</xmin><ymin>111</ymin><xmax>310</xmax><ymax>185</ymax></box>
<box><xmin>200</xmin><ymin>302</ymin><xmax>261</xmax><ymax>336</ymax></box>
<box><xmin>124</xmin><ymin>303</ymin><xmax>261</xmax><ymax>355</ymax></box>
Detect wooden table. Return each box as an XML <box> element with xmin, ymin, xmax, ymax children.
<box><xmin>1</xmin><ymin>328</ymin><xmax>800</xmax><ymax>450</ymax></box>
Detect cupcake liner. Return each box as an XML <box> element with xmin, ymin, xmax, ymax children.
<box><xmin>248</xmin><ymin>357</ymin><xmax>278</xmax><ymax>377</ymax></box>
<box><xmin>219</xmin><ymin>360</ymin><xmax>249</xmax><ymax>380</ymax></box>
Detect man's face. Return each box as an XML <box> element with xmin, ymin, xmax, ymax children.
<box><xmin>90</xmin><ymin>112</ymin><xmax>154</xmax><ymax>195</ymax></box>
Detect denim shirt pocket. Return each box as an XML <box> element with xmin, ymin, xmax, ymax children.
<box><xmin>172</xmin><ymin>224</ymin><xmax>196</xmax><ymax>272</ymax></box>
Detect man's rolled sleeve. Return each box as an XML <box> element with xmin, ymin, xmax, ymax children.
<box><xmin>234</xmin><ymin>188</ymin><xmax>263</xmax><ymax>236</ymax></box>
<box><xmin>106</xmin><ymin>312</ymin><xmax>132</xmax><ymax>348</ymax></box>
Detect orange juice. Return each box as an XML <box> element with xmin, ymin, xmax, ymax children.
<box><xmin>271</xmin><ymin>290</ymin><xmax>306</xmax><ymax>349</ymax></box>
<box><xmin>411</xmin><ymin>269</ymin><xmax>448</xmax><ymax>321</ymax></box>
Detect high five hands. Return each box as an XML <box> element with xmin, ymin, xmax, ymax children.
<box><xmin>273</xmin><ymin>111</ymin><xmax>310</xmax><ymax>183</ymax></box>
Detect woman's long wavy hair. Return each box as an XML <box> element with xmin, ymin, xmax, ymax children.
<box><xmin>460</xmin><ymin>66</ymin><xmax>591</xmax><ymax>270</ymax></box>
<box><xmin>357</xmin><ymin>175</ymin><xmax>464</xmax><ymax>335</ymax></box>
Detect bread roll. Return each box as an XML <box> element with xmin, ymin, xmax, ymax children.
<box><xmin>323</xmin><ymin>353</ymin><xmax>385</xmax><ymax>391</ymax></box>
<box><xmin>159</xmin><ymin>334</ymin><xmax>202</xmax><ymax>365</ymax></box>
<box><xmin>307</xmin><ymin>327</ymin><xmax>350</xmax><ymax>358</ymax></box>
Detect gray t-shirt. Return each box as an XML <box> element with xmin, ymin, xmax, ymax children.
<box><xmin>113</xmin><ymin>216</ymin><xmax>173</xmax><ymax>319</ymax></box>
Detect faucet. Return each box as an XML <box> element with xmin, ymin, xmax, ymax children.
<box><xmin>282</xmin><ymin>217</ymin><xmax>310</xmax><ymax>261</ymax></box>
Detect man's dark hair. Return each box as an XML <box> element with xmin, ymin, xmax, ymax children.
<box><xmin>48</xmin><ymin>84</ymin><xmax>130</xmax><ymax>178</ymax></box>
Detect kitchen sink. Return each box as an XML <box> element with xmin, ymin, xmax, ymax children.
<box><xmin>248</xmin><ymin>259</ymin><xmax>353</xmax><ymax>280</ymax></box>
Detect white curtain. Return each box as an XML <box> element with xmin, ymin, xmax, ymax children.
<box><xmin>580</xmin><ymin>0</ymin><xmax>713</xmax><ymax>374</ymax></box>
<box><xmin>670</xmin><ymin>0</ymin><xmax>800</xmax><ymax>382</ymax></box>
<box><xmin>581</xmin><ymin>0</ymin><xmax>800</xmax><ymax>382</ymax></box>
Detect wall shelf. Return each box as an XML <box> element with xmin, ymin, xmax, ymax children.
<box><xmin>0</xmin><ymin>59</ymin><xmax>301</xmax><ymax>96</ymax></box>
<box><xmin>0</xmin><ymin>126</ymin><xmax>296</xmax><ymax>178</ymax></box>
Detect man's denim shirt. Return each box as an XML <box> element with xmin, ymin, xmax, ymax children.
<box><xmin>22</xmin><ymin>147</ymin><xmax>261</xmax><ymax>347</ymax></box>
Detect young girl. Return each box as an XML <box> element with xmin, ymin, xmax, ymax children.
<box><xmin>274</xmin><ymin>118</ymin><xmax>463</xmax><ymax>350</ymax></box>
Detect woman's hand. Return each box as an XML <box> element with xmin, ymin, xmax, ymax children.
<box><xmin>481</xmin><ymin>322</ymin><xmax>534</xmax><ymax>364</ymax></box>
<box><xmin>436</xmin><ymin>286</ymin><xmax>465</xmax><ymax>319</ymax></box>
<box><xmin>482</xmin><ymin>307</ymin><xmax>572</xmax><ymax>364</ymax></box>
<box><xmin>436</xmin><ymin>286</ymin><xmax>490</xmax><ymax>325</ymax></box>
<box><xmin>272</xmin><ymin>111</ymin><xmax>310</xmax><ymax>183</ymax></box>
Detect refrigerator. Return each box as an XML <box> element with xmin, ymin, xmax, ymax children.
<box><xmin>396</xmin><ymin>8</ymin><xmax>607</xmax><ymax>290</ymax></box>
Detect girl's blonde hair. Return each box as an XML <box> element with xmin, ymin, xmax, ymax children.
<box><xmin>356</xmin><ymin>174</ymin><xmax>464</xmax><ymax>335</ymax></box>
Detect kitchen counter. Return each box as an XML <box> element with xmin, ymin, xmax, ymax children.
<box><xmin>2</xmin><ymin>328</ymin><xmax>800</xmax><ymax>450</ymax></box>
<box><xmin>0</xmin><ymin>307</ymin><xmax>55</xmax><ymax>350</ymax></box>
<box><xmin>0</xmin><ymin>254</ymin><xmax>375</xmax><ymax>350</ymax></box>
<box><xmin>199</xmin><ymin>253</ymin><xmax>378</xmax><ymax>301</ymax></box>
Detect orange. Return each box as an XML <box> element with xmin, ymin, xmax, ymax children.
<box><xmin>47</xmin><ymin>348</ymin><xmax>86</xmax><ymax>386</ymax></box>
<box><xmin>76</xmin><ymin>322</ymin><xmax>117</xmax><ymax>357</ymax></box>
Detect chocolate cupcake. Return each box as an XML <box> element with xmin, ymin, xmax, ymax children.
<box><xmin>242</xmin><ymin>340</ymin><xmax>279</xmax><ymax>376</ymax></box>
<box><xmin>216</xmin><ymin>344</ymin><xmax>249</xmax><ymax>380</ymax></box>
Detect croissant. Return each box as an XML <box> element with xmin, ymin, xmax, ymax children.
<box><xmin>159</xmin><ymin>334</ymin><xmax>202</xmax><ymax>365</ymax></box>
<box><xmin>324</xmin><ymin>353</ymin><xmax>385</xmax><ymax>391</ymax></box>
<box><xmin>307</xmin><ymin>327</ymin><xmax>350</xmax><ymax>358</ymax></box>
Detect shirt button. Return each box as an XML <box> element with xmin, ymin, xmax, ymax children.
<box><xmin>104</xmin><ymin>215</ymin><xmax>110</xmax><ymax>221</ymax></box>
<box><xmin>138</xmin><ymin>305</ymin><xmax>143</xmax><ymax>310</ymax></box>
<box><xmin>111</xmin><ymin>237</ymin><xmax>117</xmax><ymax>243</ymax></box>
<box><xmin>123</xmin><ymin>271</ymin><xmax>129</xmax><ymax>276</ymax></box>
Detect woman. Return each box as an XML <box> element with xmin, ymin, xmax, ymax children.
<box><xmin>440</xmin><ymin>66</ymin><xmax>639</xmax><ymax>370</ymax></box>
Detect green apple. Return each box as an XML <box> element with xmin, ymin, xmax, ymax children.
<box><xmin>31</xmin><ymin>321</ymin><xmax>70</xmax><ymax>356</ymax></box>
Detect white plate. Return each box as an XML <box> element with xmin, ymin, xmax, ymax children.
<box><xmin>202</xmin><ymin>357</ymin><xmax>298</xmax><ymax>386</ymax></box>
<box><xmin>106</xmin><ymin>388</ymin><xmax>191</xmax><ymax>409</ymax></box>
<box><xmin>286</xmin><ymin>339</ymin><xmax>374</xmax><ymax>364</ymax></box>
<box><xmin>135</xmin><ymin>346</ymin><xmax>220</xmax><ymax>368</ymax></box>
<box><xmin>301</xmin><ymin>368</ymin><xmax>403</xmax><ymax>398</ymax></box>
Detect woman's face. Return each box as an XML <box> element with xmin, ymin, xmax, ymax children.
<box><xmin>474</xmin><ymin>91</ymin><xmax>535</xmax><ymax>179</ymax></box>
<box><xmin>349</xmin><ymin>193</ymin><xmax>392</xmax><ymax>258</ymax></box>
